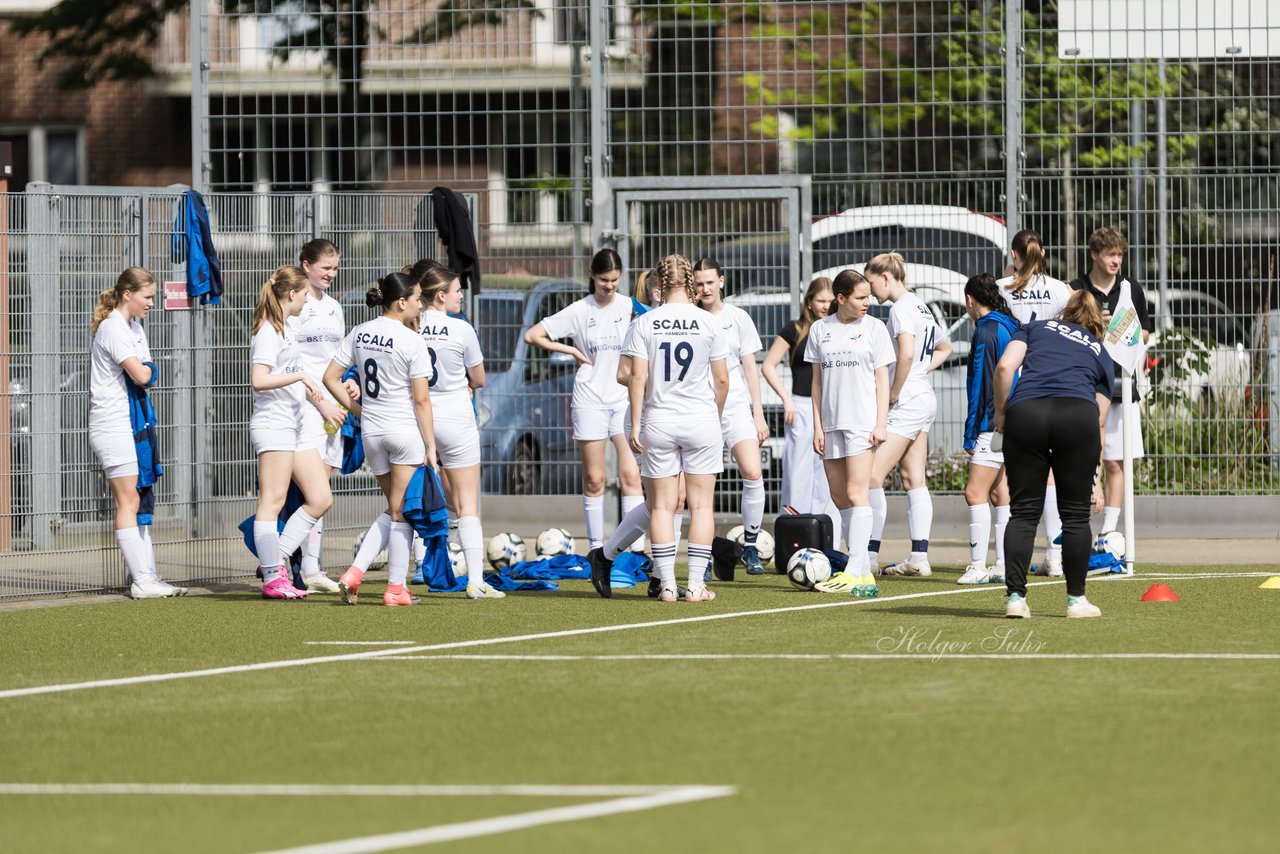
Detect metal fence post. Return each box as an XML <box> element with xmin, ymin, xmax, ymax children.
<box><xmin>588</xmin><ymin>0</ymin><xmax>611</xmax><ymax>250</ymax></box>
<box><xmin>26</xmin><ymin>183</ymin><xmax>60</xmax><ymax>551</ymax></box>
<box><xmin>1004</xmin><ymin>0</ymin><xmax>1023</xmax><ymax>238</ymax></box>
<box><xmin>190</xmin><ymin>0</ymin><xmax>210</xmax><ymax>195</ymax></box>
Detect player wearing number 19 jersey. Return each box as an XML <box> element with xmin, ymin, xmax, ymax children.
<box><xmin>622</xmin><ymin>255</ymin><xmax>729</xmax><ymax>603</ymax></box>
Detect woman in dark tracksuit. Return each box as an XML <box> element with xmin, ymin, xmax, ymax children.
<box><xmin>994</xmin><ymin>290</ymin><xmax>1113</xmax><ymax>619</ymax></box>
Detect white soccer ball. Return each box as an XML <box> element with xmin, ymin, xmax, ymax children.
<box><xmin>447</xmin><ymin>541</ymin><xmax>465</xmax><ymax>576</ymax></box>
<box><xmin>725</xmin><ymin>525</ymin><xmax>775</xmax><ymax>567</ymax></box>
<box><xmin>787</xmin><ymin>548</ymin><xmax>832</xmax><ymax>590</ymax></box>
<box><xmin>535</xmin><ymin>526</ymin><xmax>576</xmax><ymax>557</ymax></box>
<box><xmin>1095</xmin><ymin>531</ymin><xmax>1126</xmax><ymax>561</ymax></box>
<box><xmin>486</xmin><ymin>532</ymin><xmax>527</xmax><ymax>569</ymax></box>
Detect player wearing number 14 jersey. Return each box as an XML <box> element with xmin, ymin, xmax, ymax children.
<box><xmin>864</xmin><ymin>252</ymin><xmax>952</xmax><ymax>578</ymax></box>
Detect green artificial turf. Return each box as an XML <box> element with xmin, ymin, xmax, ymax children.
<box><xmin>1</xmin><ymin>564</ymin><xmax>1277</xmax><ymax>853</ymax></box>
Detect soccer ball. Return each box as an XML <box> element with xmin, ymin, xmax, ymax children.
<box><xmin>1095</xmin><ymin>531</ymin><xmax>1126</xmax><ymax>561</ymax></box>
<box><xmin>352</xmin><ymin>531</ymin><xmax>386</xmax><ymax>570</ymax></box>
<box><xmin>535</xmin><ymin>526</ymin><xmax>576</xmax><ymax>557</ymax></box>
<box><xmin>486</xmin><ymin>532</ymin><xmax>527</xmax><ymax>569</ymax></box>
<box><xmin>725</xmin><ymin>525</ymin><xmax>776</xmax><ymax>567</ymax></box>
<box><xmin>787</xmin><ymin>548</ymin><xmax>832</xmax><ymax>591</ymax></box>
<box><xmin>447</xmin><ymin>541</ymin><xmax>465</xmax><ymax>576</ymax></box>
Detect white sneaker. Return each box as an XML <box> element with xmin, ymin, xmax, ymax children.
<box><xmin>130</xmin><ymin>579</ymin><xmax>182</xmax><ymax>600</ymax></box>
<box><xmin>884</xmin><ymin>555</ymin><xmax>932</xmax><ymax>577</ymax></box>
<box><xmin>159</xmin><ymin>580</ymin><xmax>189</xmax><ymax>596</ymax></box>
<box><xmin>1005</xmin><ymin>592</ymin><xmax>1030</xmax><ymax>619</ymax></box>
<box><xmin>1066</xmin><ymin>595</ymin><xmax>1102</xmax><ymax>618</ymax></box>
<box><xmin>957</xmin><ymin>563</ymin><xmax>993</xmax><ymax>585</ymax></box>
<box><xmin>466</xmin><ymin>582</ymin><xmax>506</xmax><ymax>600</ymax></box>
<box><xmin>989</xmin><ymin>560</ymin><xmax>1006</xmax><ymax>584</ymax></box>
<box><xmin>303</xmin><ymin>573</ymin><xmax>341</xmax><ymax>594</ymax></box>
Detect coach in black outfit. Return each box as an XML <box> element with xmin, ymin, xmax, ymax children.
<box><xmin>994</xmin><ymin>291</ymin><xmax>1114</xmax><ymax>619</ymax></box>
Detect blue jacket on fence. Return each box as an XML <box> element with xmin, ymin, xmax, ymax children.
<box><xmin>171</xmin><ymin>189</ymin><xmax>223</xmax><ymax>305</ymax></box>
<box><xmin>125</xmin><ymin>361</ymin><xmax>163</xmax><ymax>526</ymax></box>
<box><xmin>964</xmin><ymin>310</ymin><xmax>1021</xmax><ymax>451</ymax></box>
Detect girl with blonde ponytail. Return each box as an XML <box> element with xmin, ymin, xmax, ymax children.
<box><xmin>249</xmin><ymin>265</ymin><xmax>332</xmax><ymax>600</ymax></box>
<box><xmin>594</xmin><ymin>254</ymin><xmax>730</xmax><ymax>603</ymax></box>
<box><xmin>89</xmin><ymin>268</ymin><xmax>184</xmax><ymax>598</ymax></box>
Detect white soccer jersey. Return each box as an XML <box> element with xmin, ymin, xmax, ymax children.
<box><xmin>706</xmin><ymin>303</ymin><xmax>763</xmax><ymax>411</ymax></box>
<box><xmin>287</xmin><ymin>291</ymin><xmax>346</xmax><ymax>385</ymax></box>
<box><xmin>803</xmin><ymin>314</ymin><xmax>896</xmax><ymax>432</ymax></box>
<box><xmin>886</xmin><ymin>291</ymin><xmax>944</xmax><ymax>401</ymax></box>
<box><xmin>998</xmin><ymin>273</ymin><xmax>1071</xmax><ymax>324</ymax></box>
<box><xmin>89</xmin><ymin>310</ymin><xmax>152</xmax><ymax>435</ymax></box>
<box><xmin>418</xmin><ymin>309</ymin><xmax>483</xmax><ymax>420</ymax></box>
<box><xmin>250</xmin><ymin>324</ymin><xmax>305</xmax><ymax>423</ymax></box>
<box><xmin>539</xmin><ymin>293</ymin><xmax>633</xmax><ymax>410</ymax></box>
<box><xmin>332</xmin><ymin>317</ymin><xmax>432</xmax><ymax>437</ymax></box>
<box><xmin>623</xmin><ymin>302</ymin><xmax>729</xmax><ymax>426</ymax></box>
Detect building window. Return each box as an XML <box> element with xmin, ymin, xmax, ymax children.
<box><xmin>0</xmin><ymin>126</ymin><xmax>83</xmax><ymax>188</ymax></box>
<box><xmin>490</xmin><ymin>114</ymin><xmax>575</xmax><ymax>227</ymax></box>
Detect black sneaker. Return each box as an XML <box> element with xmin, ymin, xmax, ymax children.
<box><xmin>588</xmin><ymin>547</ymin><xmax>613</xmax><ymax>599</ymax></box>
<box><xmin>648</xmin><ymin>577</ymin><xmax>692</xmax><ymax>599</ymax></box>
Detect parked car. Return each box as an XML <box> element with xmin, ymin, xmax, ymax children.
<box><xmin>473</xmin><ymin>276</ymin><xmax>585</xmax><ymax>495</ymax></box>
<box><xmin>729</xmin><ymin>262</ymin><xmax>974</xmax><ymax>460</ymax></box>
<box><xmin>710</xmin><ymin>204</ymin><xmax>1008</xmax><ymax>294</ymax></box>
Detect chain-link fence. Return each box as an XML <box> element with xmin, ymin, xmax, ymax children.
<box><xmin>2</xmin><ymin>2</ymin><xmax>1278</xmax><ymax>594</ymax></box>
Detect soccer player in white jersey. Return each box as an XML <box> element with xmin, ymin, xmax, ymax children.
<box><xmin>415</xmin><ymin>259</ymin><xmax>504</xmax><ymax>599</ymax></box>
<box><xmin>324</xmin><ymin>272</ymin><xmax>438</xmax><ymax>607</ymax></box>
<box><xmin>89</xmin><ymin>268</ymin><xmax>186</xmax><ymax>599</ymax></box>
<box><xmin>692</xmin><ymin>258</ymin><xmax>771</xmax><ymax>576</ymax></box>
<box><xmin>248</xmin><ymin>266</ymin><xmax>333</xmax><ymax>600</ymax></box>
<box><xmin>617</xmin><ymin>254</ymin><xmax>729</xmax><ymax>602</ymax></box>
<box><xmin>283</xmin><ymin>239</ymin><xmax>351</xmax><ymax>593</ymax></box>
<box><xmin>805</xmin><ymin>269</ymin><xmax>896</xmax><ymax>597</ymax></box>
<box><xmin>524</xmin><ymin>249</ymin><xmax>645</xmax><ymax>554</ymax></box>
<box><xmin>863</xmin><ymin>252</ymin><xmax>953</xmax><ymax>577</ymax></box>
<box><xmin>997</xmin><ymin>230</ymin><xmax>1073</xmax><ymax>577</ymax></box>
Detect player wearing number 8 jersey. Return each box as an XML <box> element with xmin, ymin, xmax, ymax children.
<box><xmin>622</xmin><ymin>255</ymin><xmax>730</xmax><ymax>603</ymax></box>
<box><xmin>324</xmin><ymin>272</ymin><xmax>437</xmax><ymax>607</ymax></box>
<box><xmin>805</xmin><ymin>269</ymin><xmax>896</xmax><ymax>597</ymax></box>
<box><xmin>864</xmin><ymin>252</ymin><xmax>952</xmax><ymax>578</ymax></box>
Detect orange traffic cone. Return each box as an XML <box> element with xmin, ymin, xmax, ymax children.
<box><xmin>1141</xmin><ymin>584</ymin><xmax>1179</xmax><ymax>602</ymax></box>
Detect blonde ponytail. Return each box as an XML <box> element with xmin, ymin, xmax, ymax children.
<box><xmin>864</xmin><ymin>251</ymin><xmax>907</xmax><ymax>284</ymax></box>
<box><xmin>91</xmin><ymin>267</ymin><xmax>156</xmax><ymax>334</ymax></box>
<box><xmin>1010</xmin><ymin>230</ymin><xmax>1048</xmax><ymax>293</ymax></box>
<box><xmin>252</xmin><ymin>265</ymin><xmax>308</xmax><ymax>334</ymax></box>
<box><xmin>655</xmin><ymin>254</ymin><xmax>695</xmax><ymax>301</ymax></box>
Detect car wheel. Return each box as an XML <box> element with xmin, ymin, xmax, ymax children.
<box><xmin>505</xmin><ymin>440</ymin><xmax>541</xmax><ymax>495</ymax></box>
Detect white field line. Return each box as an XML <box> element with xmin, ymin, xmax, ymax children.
<box><xmin>0</xmin><ymin>783</ymin><xmax>679</xmax><ymax>797</ymax></box>
<box><xmin>252</xmin><ymin>785</ymin><xmax>737</xmax><ymax>854</ymax></box>
<box><xmin>0</xmin><ymin>571</ymin><xmax>1268</xmax><ymax>701</ymax></box>
<box><xmin>378</xmin><ymin>653</ymin><xmax>1280</xmax><ymax>662</ymax></box>
<box><xmin>303</xmin><ymin>641</ymin><xmax>417</xmax><ymax>646</ymax></box>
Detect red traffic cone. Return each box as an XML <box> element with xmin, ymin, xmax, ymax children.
<box><xmin>1141</xmin><ymin>584</ymin><xmax>1179</xmax><ymax>602</ymax></box>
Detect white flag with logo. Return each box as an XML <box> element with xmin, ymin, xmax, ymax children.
<box><xmin>1102</xmin><ymin>279</ymin><xmax>1146</xmax><ymax>374</ymax></box>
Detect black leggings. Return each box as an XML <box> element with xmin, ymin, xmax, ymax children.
<box><xmin>1002</xmin><ymin>397</ymin><xmax>1100</xmax><ymax>599</ymax></box>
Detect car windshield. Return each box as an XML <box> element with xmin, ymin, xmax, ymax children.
<box><xmin>739</xmin><ymin>298</ymin><xmax>795</xmax><ymax>341</ymax></box>
<box><xmin>475</xmin><ymin>296</ymin><xmax>525</xmax><ymax>373</ymax></box>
